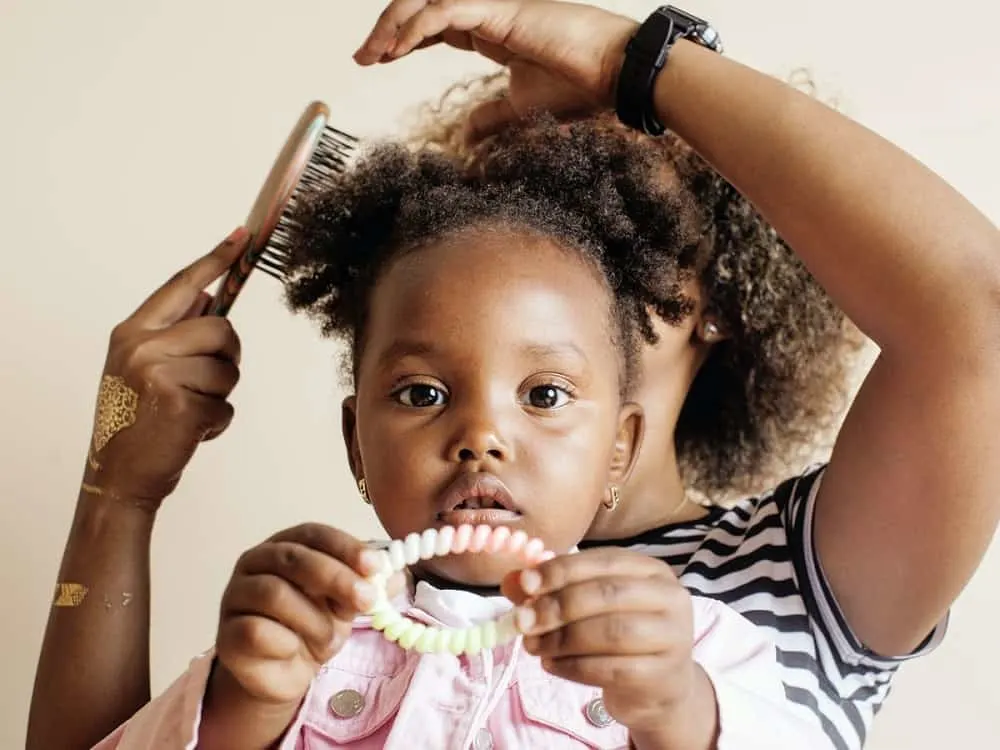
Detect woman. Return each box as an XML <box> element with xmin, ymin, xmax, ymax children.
<box><xmin>28</xmin><ymin>2</ymin><xmax>1000</xmax><ymax>749</ymax></box>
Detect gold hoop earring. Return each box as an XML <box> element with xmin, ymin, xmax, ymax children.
<box><xmin>603</xmin><ymin>485</ymin><xmax>620</xmax><ymax>512</ymax></box>
<box><xmin>358</xmin><ymin>478</ymin><xmax>371</xmax><ymax>505</ymax></box>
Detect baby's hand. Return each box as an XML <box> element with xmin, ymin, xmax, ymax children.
<box><xmin>213</xmin><ymin>524</ymin><xmax>381</xmax><ymax>706</ymax></box>
<box><xmin>502</xmin><ymin>548</ymin><xmax>707</xmax><ymax>739</ymax></box>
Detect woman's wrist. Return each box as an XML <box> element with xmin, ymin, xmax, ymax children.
<box><xmin>72</xmin><ymin>481</ymin><xmax>158</xmax><ymax>542</ymax></box>
<box><xmin>80</xmin><ymin>449</ymin><xmax>170</xmax><ymax>517</ymax></box>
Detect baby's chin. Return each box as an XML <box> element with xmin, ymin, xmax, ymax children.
<box><xmin>418</xmin><ymin>552</ymin><xmax>525</xmax><ymax>590</ymax></box>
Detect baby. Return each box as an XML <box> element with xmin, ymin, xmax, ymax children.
<box><xmin>95</xmin><ymin>143</ymin><xmax>820</xmax><ymax>748</ymax></box>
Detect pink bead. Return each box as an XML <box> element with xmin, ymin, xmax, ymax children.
<box><xmin>452</xmin><ymin>524</ymin><xmax>473</xmax><ymax>554</ymax></box>
<box><xmin>469</xmin><ymin>524</ymin><xmax>492</xmax><ymax>553</ymax></box>
<box><xmin>506</xmin><ymin>530</ymin><xmax>528</xmax><ymax>556</ymax></box>
<box><xmin>487</xmin><ymin>526</ymin><xmax>511</xmax><ymax>553</ymax></box>
<box><xmin>523</xmin><ymin>537</ymin><xmax>546</xmax><ymax>564</ymax></box>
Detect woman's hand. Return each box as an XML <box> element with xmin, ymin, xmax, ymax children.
<box><xmin>502</xmin><ymin>548</ymin><xmax>717</xmax><ymax>745</ymax></box>
<box><xmin>354</xmin><ymin>0</ymin><xmax>639</xmax><ymax>139</ymax></box>
<box><xmin>86</xmin><ymin>227</ymin><xmax>249</xmax><ymax>509</ymax></box>
<box><xmin>212</xmin><ymin>525</ymin><xmax>381</xmax><ymax>707</ymax></box>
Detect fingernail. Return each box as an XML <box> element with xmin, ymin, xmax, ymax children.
<box><xmin>353</xmin><ymin>581</ymin><xmax>377</xmax><ymax>609</ymax></box>
<box><xmin>359</xmin><ymin>550</ymin><xmax>381</xmax><ymax>574</ymax></box>
<box><xmin>515</xmin><ymin>606</ymin><xmax>536</xmax><ymax>633</ymax></box>
<box><xmin>224</xmin><ymin>226</ymin><xmax>248</xmax><ymax>244</ymax></box>
<box><xmin>520</xmin><ymin>569</ymin><xmax>542</xmax><ymax>595</ymax></box>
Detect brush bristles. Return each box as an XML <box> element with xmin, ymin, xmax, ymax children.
<box><xmin>259</xmin><ymin>125</ymin><xmax>359</xmax><ymax>283</ymax></box>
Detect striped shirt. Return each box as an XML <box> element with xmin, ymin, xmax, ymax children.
<box><xmin>580</xmin><ymin>465</ymin><xmax>948</xmax><ymax>750</ymax></box>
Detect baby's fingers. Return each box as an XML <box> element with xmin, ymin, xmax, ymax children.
<box><xmin>223</xmin><ymin>574</ymin><xmax>338</xmax><ymax>664</ymax></box>
<box><xmin>523</xmin><ymin>612</ymin><xmax>675</xmax><ymax>659</ymax></box>
<box><xmin>216</xmin><ymin>616</ymin><xmax>326</xmax><ymax>705</ymax></box>
<box><xmin>513</xmin><ymin>576</ymin><xmax>674</xmax><ymax>636</ymax></box>
<box><xmin>502</xmin><ymin>547</ymin><xmax>671</xmax><ymax>603</ymax></box>
<box><xmin>236</xmin><ymin>540</ymin><xmax>377</xmax><ymax>620</ymax></box>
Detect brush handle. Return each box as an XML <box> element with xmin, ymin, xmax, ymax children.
<box><xmin>363</xmin><ymin>525</ymin><xmax>555</xmax><ymax>655</ymax></box>
<box><xmin>208</xmin><ymin>101</ymin><xmax>331</xmax><ymax>317</ymax></box>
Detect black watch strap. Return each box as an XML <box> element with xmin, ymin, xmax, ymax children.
<box><xmin>615</xmin><ymin>6</ymin><xmax>722</xmax><ymax>136</ymax></box>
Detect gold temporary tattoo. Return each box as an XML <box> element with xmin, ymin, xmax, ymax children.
<box><xmin>121</xmin><ymin>592</ymin><xmax>133</xmax><ymax>608</ymax></box>
<box><xmin>87</xmin><ymin>447</ymin><xmax>101</xmax><ymax>472</ymax></box>
<box><xmin>103</xmin><ymin>594</ymin><xmax>113</xmax><ymax>612</ymax></box>
<box><xmin>92</xmin><ymin>375</ymin><xmax>139</xmax><ymax>454</ymax></box>
<box><xmin>53</xmin><ymin>583</ymin><xmax>89</xmax><ymax>607</ymax></box>
<box><xmin>80</xmin><ymin>482</ymin><xmax>103</xmax><ymax>496</ymax></box>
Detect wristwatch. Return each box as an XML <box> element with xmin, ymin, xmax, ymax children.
<box><xmin>615</xmin><ymin>6</ymin><xmax>723</xmax><ymax>136</ymax></box>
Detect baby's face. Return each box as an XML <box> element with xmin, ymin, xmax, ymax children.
<box><xmin>344</xmin><ymin>225</ymin><xmax>640</xmax><ymax>585</ymax></box>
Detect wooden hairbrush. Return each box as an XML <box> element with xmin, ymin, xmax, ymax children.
<box><xmin>208</xmin><ymin>101</ymin><xmax>358</xmax><ymax>316</ymax></box>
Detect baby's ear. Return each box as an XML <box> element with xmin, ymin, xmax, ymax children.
<box><xmin>609</xmin><ymin>402</ymin><xmax>644</xmax><ymax>486</ymax></box>
<box><xmin>341</xmin><ymin>395</ymin><xmax>363</xmax><ymax>480</ymax></box>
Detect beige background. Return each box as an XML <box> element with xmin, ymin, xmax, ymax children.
<box><xmin>2</xmin><ymin>0</ymin><xmax>998</xmax><ymax>747</ymax></box>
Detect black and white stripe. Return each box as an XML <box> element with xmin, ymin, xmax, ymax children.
<box><xmin>581</xmin><ymin>467</ymin><xmax>947</xmax><ymax>750</ymax></box>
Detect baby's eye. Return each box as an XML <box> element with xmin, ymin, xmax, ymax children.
<box><xmin>394</xmin><ymin>384</ymin><xmax>448</xmax><ymax>408</ymax></box>
<box><xmin>525</xmin><ymin>385</ymin><xmax>573</xmax><ymax>410</ymax></box>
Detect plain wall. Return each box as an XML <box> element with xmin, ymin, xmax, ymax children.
<box><xmin>1</xmin><ymin>0</ymin><xmax>997</xmax><ymax>747</ymax></box>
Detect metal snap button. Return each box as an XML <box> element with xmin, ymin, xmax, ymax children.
<box><xmin>473</xmin><ymin>727</ymin><xmax>494</xmax><ymax>749</ymax></box>
<box><xmin>329</xmin><ymin>688</ymin><xmax>365</xmax><ymax>718</ymax></box>
<box><xmin>584</xmin><ymin>696</ymin><xmax>614</xmax><ymax>728</ymax></box>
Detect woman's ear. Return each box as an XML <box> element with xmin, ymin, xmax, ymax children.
<box><xmin>341</xmin><ymin>395</ymin><xmax>363</xmax><ymax>481</ymax></box>
<box><xmin>609</xmin><ymin>402</ymin><xmax>644</xmax><ymax>486</ymax></box>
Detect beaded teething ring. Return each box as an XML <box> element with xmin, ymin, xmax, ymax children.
<box><xmin>363</xmin><ymin>524</ymin><xmax>554</xmax><ymax>655</ymax></box>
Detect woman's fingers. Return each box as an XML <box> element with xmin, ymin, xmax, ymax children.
<box><xmin>130</xmin><ymin>226</ymin><xmax>248</xmax><ymax>329</ymax></box>
<box><xmin>356</xmin><ymin>0</ymin><xmax>433</xmax><ymax>62</ymax></box>
<box><xmin>356</xmin><ymin>0</ymin><xmax>520</xmax><ymax>64</ymax></box>
<box><xmin>156</xmin><ymin>355</ymin><xmax>240</xmax><ymax>398</ymax></box>
<box><xmin>180</xmin><ymin>291</ymin><xmax>213</xmax><ymax>321</ymax></box>
<box><xmin>154</xmin><ymin>316</ymin><xmax>242</xmax><ymax>363</ymax></box>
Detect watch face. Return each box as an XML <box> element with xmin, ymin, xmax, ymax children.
<box><xmin>662</xmin><ymin>6</ymin><xmax>723</xmax><ymax>53</ymax></box>
<box><xmin>694</xmin><ymin>25</ymin><xmax>723</xmax><ymax>53</ymax></box>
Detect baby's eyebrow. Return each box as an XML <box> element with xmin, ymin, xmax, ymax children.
<box><xmin>375</xmin><ymin>339</ymin><xmax>438</xmax><ymax>369</ymax></box>
<box><xmin>373</xmin><ymin>339</ymin><xmax>590</xmax><ymax>370</ymax></box>
<box><xmin>519</xmin><ymin>342</ymin><xmax>590</xmax><ymax>365</ymax></box>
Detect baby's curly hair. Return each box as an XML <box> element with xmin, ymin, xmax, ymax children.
<box><xmin>284</xmin><ymin>128</ymin><xmax>701</xmax><ymax>397</ymax></box>
<box><xmin>286</xmin><ymin>72</ymin><xmax>861</xmax><ymax>500</ymax></box>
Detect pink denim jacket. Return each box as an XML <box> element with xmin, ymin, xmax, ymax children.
<box><xmin>95</xmin><ymin>583</ymin><xmax>821</xmax><ymax>749</ymax></box>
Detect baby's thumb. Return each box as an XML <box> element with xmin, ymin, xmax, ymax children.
<box><xmin>384</xmin><ymin>570</ymin><xmax>409</xmax><ymax>599</ymax></box>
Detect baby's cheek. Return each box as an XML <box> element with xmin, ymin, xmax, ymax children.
<box><xmin>533</xmin><ymin>508</ymin><xmax>601</xmax><ymax>554</ymax></box>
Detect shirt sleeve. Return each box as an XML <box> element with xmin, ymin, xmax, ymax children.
<box><xmin>90</xmin><ymin>651</ymin><xmax>214</xmax><ymax>750</ymax></box>
<box><xmin>784</xmin><ymin>466</ymin><xmax>949</xmax><ymax>669</ymax></box>
<box><xmin>89</xmin><ymin>651</ymin><xmax>315</xmax><ymax>750</ymax></box>
<box><xmin>689</xmin><ymin>596</ymin><xmax>827</xmax><ymax>749</ymax></box>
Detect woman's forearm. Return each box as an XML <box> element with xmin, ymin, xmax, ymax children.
<box><xmin>655</xmin><ymin>40</ymin><xmax>1000</xmax><ymax>353</ymax></box>
<box><xmin>27</xmin><ymin>481</ymin><xmax>154</xmax><ymax>750</ymax></box>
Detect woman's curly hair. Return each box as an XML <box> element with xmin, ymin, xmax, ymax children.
<box><xmin>286</xmin><ymin>71</ymin><xmax>862</xmax><ymax>501</ymax></box>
